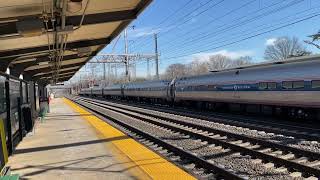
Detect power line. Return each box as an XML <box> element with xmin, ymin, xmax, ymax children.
<box><xmin>136</xmin><ymin>0</ymin><xmax>300</xmax><ymax>53</ymax></box>
<box><xmin>162</xmin><ymin>12</ymin><xmax>320</xmax><ymax>60</ymax></box>
<box><xmin>139</xmin><ymin>0</ymin><xmax>257</xmax><ymax>51</ymax></box>
<box><xmin>133</xmin><ymin>0</ymin><xmax>224</xmax><ymax>50</ymax></box>
<box><xmin>162</xmin><ymin>0</ymin><xmax>304</xmax><ymax>55</ymax></box>
<box><xmin>165</xmin><ymin>8</ymin><xmax>320</xmax><ymax>58</ymax></box>
<box><xmin>167</xmin><ymin>0</ymin><xmax>257</xmax><ymax>43</ymax></box>
<box><xmin>128</xmin><ymin>0</ymin><xmax>195</xmax><ymax>49</ymax></box>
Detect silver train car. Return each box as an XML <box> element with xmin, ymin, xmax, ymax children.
<box><xmin>174</xmin><ymin>58</ymin><xmax>320</xmax><ymax>107</ymax></box>
<box><xmin>79</xmin><ymin>55</ymin><xmax>320</xmax><ymax>120</ymax></box>
<box><xmin>103</xmin><ymin>84</ymin><xmax>123</xmax><ymax>98</ymax></box>
<box><xmin>92</xmin><ymin>87</ymin><xmax>103</xmax><ymax>97</ymax></box>
<box><xmin>123</xmin><ymin>80</ymin><xmax>170</xmax><ymax>101</ymax></box>
<box><xmin>172</xmin><ymin>57</ymin><xmax>320</xmax><ymax>119</ymax></box>
<box><xmin>79</xmin><ymin>88</ymin><xmax>92</xmax><ymax>96</ymax></box>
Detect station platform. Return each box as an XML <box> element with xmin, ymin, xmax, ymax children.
<box><xmin>7</xmin><ymin>98</ymin><xmax>195</xmax><ymax>180</ymax></box>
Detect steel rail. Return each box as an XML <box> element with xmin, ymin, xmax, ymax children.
<box><xmin>69</xmin><ymin>97</ymin><xmax>245</xmax><ymax>179</ymax></box>
<box><xmin>77</xmin><ymin>97</ymin><xmax>320</xmax><ymax>177</ymax></box>
<box><xmin>91</xmin><ymin>96</ymin><xmax>320</xmax><ymax>141</ymax></box>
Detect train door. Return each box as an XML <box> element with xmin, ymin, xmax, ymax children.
<box><xmin>121</xmin><ymin>85</ymin><xmax>124</xmax><ymax>98</ymax></box>
<box><xmin>34</xmin><ymin>84</ymin><xmax>40</xmax><ymax>112</ymax></box>
<box><xmin>232</xmin><ymin>85</ymin><xmax>240</xmax><ymax>99</ymax></box>
<box><xmin>168</xmin><ymin>78</ymin><xmax>176</xmax><ymax>101</ymax></box>
<box><xmin>9</xmin><ymin>78</ymin><xmax>21</xmax><ymax>149</ymax></box>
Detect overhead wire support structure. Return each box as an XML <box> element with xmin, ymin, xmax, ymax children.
<box><xmin>90</xmin><ymin>53</ymin><xmax>159</xmax><ymax>82</ymax></box>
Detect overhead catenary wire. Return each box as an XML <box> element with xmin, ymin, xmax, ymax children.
<box><xmin>132</xmin><ymin>0</ymin><xmax>223</xmax><ymax>49</ymax></box>
<box><xmin>128</xmin><ymin>0</ymin><xmax>195</xmax><ymax>49</ymax></box>
<box><xmin>138</xmin><ymin>0</ymin><xmax>302</xmax><ymax>56</ymax></box>
<box><xmin>162</xmin><ymin>0</ymin><xmax>305</xmax><ymax>56</ymax></box>
<box><xmin>161</xmin><ymin>0</ymin><xmax>304</xmax><ymax>55</ymax></box>
<box><xmin>162</xmin><ymin>12</ymin><xmax>320</xmax><ymax>60</ymax></box>
<box><xmin>165</xmin><ymin>9</ymin><xmax>320</xmax><ymax>59</ymax></box>
<box><xmin>134</xmin><ymin>0</ymin><xmax>258</xmax><ymax>51</ymax></box>
<box><xmin>163</xmin><ymin>0</ymin><xmax>258</xmax><ymax>44</ymax></box>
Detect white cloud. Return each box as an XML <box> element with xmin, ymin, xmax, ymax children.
<box><xmin>192</xmin><ymin>49</ymin><xmax>254</xmax><ymax>61</ymax></box>
<box><xmin>131</xmin><ymin>27</ymin><xmax>162</xmax><ymax>38</ymax></box>
<box><xmin>129</xmin><ymin>26</ymin><xmax>174</xmax><ymax>38</ymax></box>
<box><xmin>265</xmin><ymin>38</ymin><xmax>277</xmax><ymax>46</ymax></box>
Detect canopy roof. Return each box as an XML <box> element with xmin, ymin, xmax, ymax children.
<box><xmin>0</xmin><ymin>0</ymin><xmax>151</xmax><ymax>84</ymax></box>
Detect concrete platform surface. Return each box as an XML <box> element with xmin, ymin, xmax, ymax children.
<box><xmin>8</xmin><ymin>98</ymin><xmax>141</xmax><ymax>180</ymax></box>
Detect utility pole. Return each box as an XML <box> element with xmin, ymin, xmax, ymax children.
<box><xmin>147</xmin><ymin>59</ymin><xmax>150</xmax><ymax>79</ymax></box>
<box><xmin>103</xmin><ymin>63</ymin><xmax>106</xmax><ymax>81</ymax></box>
<box><xmin>154</xmin><ymin>33</ymin><xmax>159</xmax><ymax>80</ymax></box>
<box><xmin>108</xmin><ymin>63</ymin><xmax>111</xmax><ymax>85</ymax></box>
<box><xmin>114</xmin><ymin>64</ymin><xmax>117</xmax><ymax>78</ymax></box>
<box><xmin>124</xmin><ymin>28</ymin><xmax>129</xmax><ymax>82</ymax></box>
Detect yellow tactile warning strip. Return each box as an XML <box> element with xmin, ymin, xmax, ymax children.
<box><xmin>63</xmin><ymin>98</ymin><xmax>196</xmax><ymax>180</ymax></box>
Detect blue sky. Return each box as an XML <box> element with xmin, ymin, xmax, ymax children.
<box><xmin>92</xmin><ymin>0</ymin><xmax>320</xmax><ymax>78</ymax></box>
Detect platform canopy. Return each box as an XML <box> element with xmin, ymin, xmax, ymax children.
<box><xmin>0</xmin><ymin>0</ymin><xmax>151</xmax><ymax>84</ymax></box>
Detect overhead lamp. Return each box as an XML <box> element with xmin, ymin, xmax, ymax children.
<box><xmin>16</xmin><ymin>18</ymin><xmax>44</xmax><ymax>37</ymax></box>
<box><xmin>38</xmin><ymin>61</ymin><xmax>49</xmax><ymax>66</ymax></box>
<box><xmin>12</xmin><ymin>57</ymin><xmax>37</xmax><ymax>64</ymax></box>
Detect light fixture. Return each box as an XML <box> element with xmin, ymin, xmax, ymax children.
<box><xmin>38</xmin><ymin>61</ymin><xmax>49</xmax><ymax>66</ymax></box>
<box><xmin>16</xmin><ymin>18</ymin><xmax>44</xmax><ymax>37</ymax></box>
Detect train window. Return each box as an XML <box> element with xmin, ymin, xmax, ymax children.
<box><xmin>258</xmin><ymin>82</ymin><xmax>267</xmax><ymax>90</ymax></box>
<box><xmin>267</xmin><ymin>82</ymin><xmax>277</xmax><ymax>89</ymax></box>
<box><xmin>293</xmin><ymin>81</ymin><xmax>304</xmax><ymax>89</ymax></box>
<box><xmin>22</xmin><ymin>82</ymin><xmax>27</xmax><ymax>104</ymax></box>
<box><xmin>207</xmin><ymin>85</ymin><xmax>216</xmax><ymax>91</ymax></box>
<box><xmin>312</xmin><ymin>80</ymin><xmax>320</xmax><ymax>88</ymax></box>
<box><xmin>282</xmin><ymin>81</ymin><xmax>293</xmax><ymax>89</ymax></box>
<box><xmin>10</xmin><ymin>79</ymin><xmax>20</xmax><ymax>108</ymax></box>
<box><xmin>195</xmin><ymin>85</ymin><xmax>206</xmax><ymax>91</ymax></box>
<box><xmin>27</xmin><ymin>83</ymin><xmax>30</xmax><ymax>103</ymax></box>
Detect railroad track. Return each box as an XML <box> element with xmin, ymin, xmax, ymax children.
<box><xmin>71</xmin><ymin>96</ymin><xmax>320</xmax><ymax>179</ymax></box>
<box><xmin>97</xmin><ymin>97</ymin><xmax>320</xmax><ymax>142</ymax></box>
<box><xmin>70</xmin><ymin>97</ymin><xmax>244</xmax><ymax>179</ymax></box>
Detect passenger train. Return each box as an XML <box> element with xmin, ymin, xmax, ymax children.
<box><xmin>79</xmin><ymin>55</ymin><xmax>320</xmax><ymax>121</ymax></box>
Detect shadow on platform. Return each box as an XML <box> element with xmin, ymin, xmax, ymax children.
<box><xmin>13</xmin><ymin>155</ymin><xmax>165</xmax><ymax>179</ymax></box>
<box><xmin>46</xmin><ymin>114</ymin><xmax>93</xmax><ymax>117</ymax></box>
<box><xmin>15</xmin><ymin>136</ymin><xmax>129</xmax><ymax>154</ymax></box>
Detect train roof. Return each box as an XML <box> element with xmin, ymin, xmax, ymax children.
<box><xmin>103</xmin><ymin>84</ymin><xmax>122</xmax><ymax>89</ymax></box>
<box><xmin>176</xmin><ymin>54</ymin><xmax>320</xmax><ymax>85</ymax></box>
<box><xmin>125</xmin><ymin>79</ymin><xmax>170</xmax><ymax>88</ymax></box>
<box><xmin>209</xmin><ymin>54</ymin><xmax>320</xmax><ymax>73</ymax></box>
<box><xmin>178</xmin><ymin>54</ymin><xmax>320</xmax><ymax>80</ymax></box>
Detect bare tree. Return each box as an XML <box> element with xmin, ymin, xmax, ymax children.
<box><xmin>187</xmin><ymin>58</ymin><xmax>209</xmax><ymax>75</ymax></box>
<box><xmin>160</xmin><ymin>54</ymin><xmax>253</xmax><ymax>80</ymax></box>
<box><xmin>264</xmin><ymin>36</ymin><xmax>310</xmax><ymax>61</ymax></box>
<box><xmin>163</xmin><ymin>63</ymin><xmax>188</xmax><ymax>79</ymax></box>
<box><xmin>208</xmin><ymin>54</ymin><xmax>232</xmax><ymax>71</ymax></box>
<box><xmin>232</xmin><ymin>56</ymin><xmax>253</xmax><ymax>67</ymax></box>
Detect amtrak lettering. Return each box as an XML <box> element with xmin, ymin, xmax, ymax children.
<box><xmin>218</xmin><ymin>84</ymin><xmax>256</xmax><ymax>91</ymax></box>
